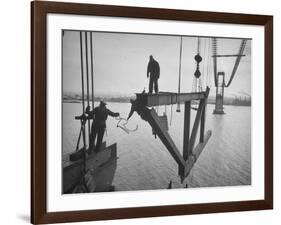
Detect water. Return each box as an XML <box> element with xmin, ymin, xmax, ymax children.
<box><xmin>63</xmin><ymin>102</ymin><xmax>251</xmax><ymax>191</ymax></box>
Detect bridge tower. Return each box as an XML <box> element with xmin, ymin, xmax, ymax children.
<box><xmin>212</xmin><ymin>38</ymin><xmax>247</xmax><ymax>114</ymax></box>
<box><xmin>213</xmin><ymin>72</ymin><xmax>225</xmax><ymax>114</ymax></box>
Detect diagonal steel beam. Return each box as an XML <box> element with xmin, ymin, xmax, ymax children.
<box><xmin>144</xmin><ymin>108</ymin><xmax>186</xmax><ymax>167</ymax></box>
<box><xmin>183</xmin><ymin>130</ymin><xmax>212</xmax><ymax>178</ymax></box>
<box><xmin>131</xmin><ymin>87</ymin><xmax>211</xmax><ymax>181</ymax></box>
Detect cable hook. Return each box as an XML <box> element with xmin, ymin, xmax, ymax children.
<box><xmin>115</xmin><ymin>116</ymin><xmax>138</xmax><ymax>134</ymax></box>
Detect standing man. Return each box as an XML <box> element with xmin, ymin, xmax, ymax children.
<box><xmin>86</xmin><ymin>101</ymin><xmax>119</xmax><ymax>153</ymax></box>
<box><xmin>147</xmin><ymin>55</ymin><xmax>160</xmax><ymax>93</ymax></box>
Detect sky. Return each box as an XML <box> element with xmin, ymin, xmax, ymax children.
<box><xmin>62</xmin><ymin>30</ymin><xmax>251</xmax><ymax>98</ymax></box>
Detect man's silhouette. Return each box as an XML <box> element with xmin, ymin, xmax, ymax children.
<box><xmin>86</xmin><ymin>101</ymin><xmax>119</xmax><ymax>152</ymax></box>
<box><xmin>147</xmin><ymin>55</ymin><xmax>160</xmax><ymax>93</ymax></box>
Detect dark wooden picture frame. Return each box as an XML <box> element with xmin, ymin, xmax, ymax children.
<box><xmin>31</xmin><ymin>1</ymin><xmax>273</xmax><ymax>224</ymax></box>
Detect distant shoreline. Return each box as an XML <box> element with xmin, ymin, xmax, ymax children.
<box><xmin>63</xmin><ymin>96</ymin><xmax>132</xmax><ymax>104</ymax></box>
<box><xmin>63</xmin><ymin>98</ymin><xmax>251</xmax><ymax>107</ymax></box>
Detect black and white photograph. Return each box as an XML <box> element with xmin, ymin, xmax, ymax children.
<box><xmin>62</xmin><ymin>30</ymin><xmax>251</xmax><ymax>194</ymax></box>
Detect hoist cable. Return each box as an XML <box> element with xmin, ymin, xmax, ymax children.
<box><xmin>79</xmin><ymin>31</ymin><xmax>86</xmax><ymax>173</ymax></box>
<box><xmin>177</xmin><ymin>36</ymin><xmax>183</xmax><ymax>95</ymax></box>
<box><xmin>90</xmin><ymin>32</ymin><xmax>94</xmax><ymax>109</ymax></box>
<box><xmin>177</xmin><ymin>36</ymin><xmax>183</xmax><ymax>112</ymax></box>
<box><xmin>207</xmin><ymin>38</ymin><xmax>211</xmax><ymax>87</ymax></box>
<box><xmin>202</xmin><ymin>38</ymin><xmax>207</xmax><ymax>88</ymax></box>
<box><xmin>197</xmin><ymin>37</ymin><xmax>201</xmax><ymax>54</ymax></box>
<box><xmin>85</xmin><ymin>32</ymin><xmax>91</xmax><ymax>145</ymax></box>
<box><xmin>85</xmin><ymin>32</ymin><xmax>90</xmax><ymax>107</ymax></box>
<box><xmin>79</xmin><ymin>32</ymin><xmax>85</xmax><ymax>113</ymax></box>
<box><xmin>193</xmin><ymin>37</ymin><xmax>203</xmax><ymax>92</ymax></box>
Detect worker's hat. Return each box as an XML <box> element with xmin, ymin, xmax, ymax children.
<box><xmin>100</xmin><ymin>101</ymin><xmax>107</xmax><ymax>106</ymax></box>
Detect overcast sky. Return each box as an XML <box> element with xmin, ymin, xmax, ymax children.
<box><xmin>63</xmin><ymin>30</ymin><xmax>251</xmax><ymax>98</ymax></box>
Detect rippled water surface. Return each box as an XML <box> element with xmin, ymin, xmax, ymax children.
<box><xmin>63</xmin><ymin>102</ymin><xmax>251</xmax><ymax>191</ymax></box>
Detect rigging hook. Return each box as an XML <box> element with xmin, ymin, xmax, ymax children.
<box><xmin>116</xmin><ymin>116</ymin><xmax>138</xmax><ymax>134</ymax></box>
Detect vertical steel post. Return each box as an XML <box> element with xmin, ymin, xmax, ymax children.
<box><xmin>215</xmin><ymin>74</ymin><xmax>218</xmax><ymax>111</ymax></box>
<box><xmin>189</xmin><ymin>99</ymin><xmax>205</xmax><ymax>153</ymax></box>
<box><xmin>200</xmin><ymin>100</ymin><xmax>206</xmax><ymax>143</ymax></box>
<box><xmin>183</xmin><ymin>101</ymin><xmax>191</xmax><ymax>160</ymax></box>
<box><xmin>222</xmin><ymin>73</ymin><xmax>225</xmax><ymax>101</ymax></box>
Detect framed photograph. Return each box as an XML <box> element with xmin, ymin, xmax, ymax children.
<box><xmin>31</xmin><ymin>1</ymin><xmax>273</xmax><ymax>224</ymax></box>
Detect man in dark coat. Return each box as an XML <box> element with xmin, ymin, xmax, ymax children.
<box><xmin>86</xmin><ymin>101</ymin><xmax>119</xmax><ymax>152</ymax></box>
<box><xmin>147</xmin><ymin>55</ymin><xmax>160</xmax><ymax>93</ymax></box>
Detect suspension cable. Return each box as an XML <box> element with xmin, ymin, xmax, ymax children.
<box><xmin>212</xmin><ymin>38</ymin><xmax>218</xmax><ymax>87</ymax></box>
<box><xmin>224</xmin><ymin>40</ymin><xmax>247</xmax><ymax>87</ymax></box>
